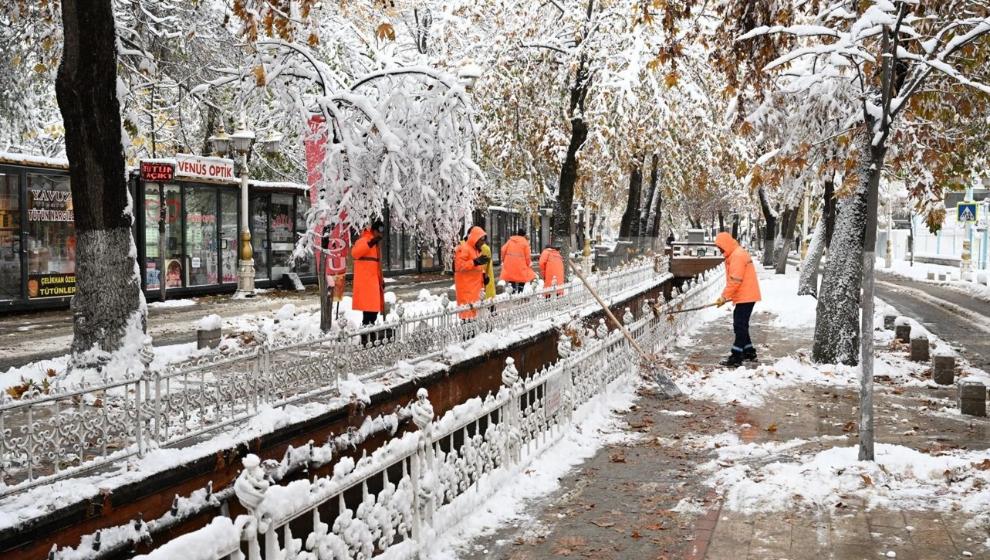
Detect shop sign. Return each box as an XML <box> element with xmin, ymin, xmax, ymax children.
<box><xmin>28</xmin><ymin>273</ymin><xmax>76</xmax><ymax>298</ymax></box>
<box><xmin>28</xmin><ymin>188</ymin><xmax>73</xmax><ymax>222</ymax></box>
<box><xmin>140</xmin><ymin>161</ymin><xmax>175</xmax><ymax>182</ymax></box>
<box><xmin>175</xmin><ymin>154</ymin><xmax>235</xmax><ymax>182</ymax></box>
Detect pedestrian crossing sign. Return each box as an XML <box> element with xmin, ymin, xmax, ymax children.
<box><xmin>958</xmin><ymin>202</ymin><xmax>978</xmax><ymax>223</ymax></box>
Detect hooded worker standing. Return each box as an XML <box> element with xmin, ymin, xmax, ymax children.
<box><xmin>713</xmin><ymin>231</ymin><xmax>761</xmax><ymax>366</ymax></box>
<box><xmin>454</xmin><ymin>226</ymin><xmax>490</xmax><ymax>319</ymax></box>
<box><xmin>500</xmin><ymin>229</ymin><xmax>536</xmax><ymax>293</ymax></box>
<box><xmin>539</xmin><ymin>244</ymin><xmax>565</xmax><ymax>295</ymax></box>
<box><xmin>351</xmin><ymin>220</ymin><xmax>385</xmax><ymax>327</ymax></box>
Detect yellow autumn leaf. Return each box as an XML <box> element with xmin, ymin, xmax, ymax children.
<box><xmin>376</xmin><ymin>22</ymin><xmax>396</xmax><ymax>41</ymax></box>
<box><xmin>663</xmin><ymin>70</ymin><xmax>679</xmax><ymax>88</ymax></box>
<box><xmin>252</xmin><ymin>64</ymin><xmax>266</xmax><ymax>87</ymax></box>
<box><xmin>34</xmin><ymin>63</ymin><xmax>47</xmax><ymax>73</ymax></box>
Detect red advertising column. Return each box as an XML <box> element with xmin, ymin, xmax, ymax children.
<box><xmin>305</xmin><ymin>115</ymin><xmax>351</xmax><ymax>300</ymax></box>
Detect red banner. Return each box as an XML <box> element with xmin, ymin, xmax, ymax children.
<box><xmin>305</xmin><ymin>115</ymin><xmax>351</xmax><ymax>277</ymax></box>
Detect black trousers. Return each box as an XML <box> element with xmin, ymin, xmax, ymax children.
<box><xmin>732</xmin><ymin>302</ymin><xmax>755</xmax><ymax>354</ymax></box>
<box><xmin>360</xmin><ymin>311</ymin><xmax>379</xmax><ymax>346</ymax></box>
<box><xmin>509</xmin><ymin>282</ymin><xmax>526</xmax><ymax>294</ymax></box>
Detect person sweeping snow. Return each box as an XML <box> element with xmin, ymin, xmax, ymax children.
<box><xmin>713</xmin><ymin>231</ymin><xmax>761</xmax><ymax>367</ymax></box>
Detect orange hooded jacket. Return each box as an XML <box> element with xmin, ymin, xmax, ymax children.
<box><xmin>539</xmin><ymin>247</ymin><xmax>565</xmax><ymax>294</ymax></box>
<box><xmin>500</xmin><ymin>236</ymin><xmax>536</xmax><ymax>283</ymax></box>
<box><xmin>714</xmin><ymin>232</ymin><xmax>761</xmax><ymax>304</ymax></box>
<box><xmin>454</xmin><ymin>226</ymin><xmax>487</xmax><ymax>319</ymax></box>
<box><xmin>351</xmin><ymin>229</ymin><xmax>384</xmax><ymax>313</ymax></box>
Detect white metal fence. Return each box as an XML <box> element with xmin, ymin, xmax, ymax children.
<box><xmin>130</xmin><ymin>264</ymin><xmax>722</xmax><ymax>560</ymax></box>
<box><xmin>0</xmin><ymin>259</ymin><xmax>669</xmax><ymax>496</ymax></box>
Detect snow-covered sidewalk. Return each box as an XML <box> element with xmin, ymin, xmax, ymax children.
<box><xmin>451</xmin><ymin>269</ymin><xmax>990</xmax><ymax>560</ymax></box>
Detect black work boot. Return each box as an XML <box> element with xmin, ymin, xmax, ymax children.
<box><xmin>742</xmin><ymin>347</ymin><xmax>758</xmax><ymax>362</ymax></box>
<box><xmin>720</xmin><ymin>352</ymin><xmax>744</xmax><ymax>367</ymax></box>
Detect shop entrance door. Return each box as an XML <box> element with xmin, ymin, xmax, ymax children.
<box><xmin>0</xmin><ymin>172</ymin><xmax>20</xmax><ymax>302</ymax></box>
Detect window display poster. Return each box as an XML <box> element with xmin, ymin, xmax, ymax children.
<box><xmin>28</xmin><ymin>273</ymin><xmax>75</xmax><ymax>298</ymax></box>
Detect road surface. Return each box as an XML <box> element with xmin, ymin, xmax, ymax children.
<box><xmin>876</xmin><ymin>271</ymin><xmax>990</xmax><ymax>371</ymax></box>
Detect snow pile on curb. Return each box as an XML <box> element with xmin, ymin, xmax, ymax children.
<box><xmin>707</xmin><ymin>441</ymin><xmax>990</xmax><ymax>515</ymax></box>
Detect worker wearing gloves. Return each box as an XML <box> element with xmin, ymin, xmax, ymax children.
<box><xmin>500</xmin><ymin>230</ymin><xmax>536</xmax><ymax>293</ymax></box>
<box><xmin>454</xmin><ymin>226</ymin><xmax>490</xmax><ymax>320</ymax></box>
<box><xmin>713</xmin><ymin>231</ymin><xmax>761</xmax><ymax>367</ymax></box>
<box><xmin>351</xmin><ymin>220</ymin><xmax>385</xmax><ymax>326</ymax></box>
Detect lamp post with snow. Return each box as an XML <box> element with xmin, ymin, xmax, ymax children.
<box><xmin>209</xmin><ymin>114</ymin><xmax>281</xmax><ymax>297</ymax></box>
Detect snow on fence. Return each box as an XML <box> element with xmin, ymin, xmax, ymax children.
<box><xmin>0</xmin><ymin>259</ymin><xmax>671</xmax><ymax>496</ymax></box>
<box><xmin>128</xmin><ymin>266</ymin><xmax>722</xmax><ymax>560</ymax></box>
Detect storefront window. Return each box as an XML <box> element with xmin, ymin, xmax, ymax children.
<box><xmin>186</xmin><ymin>188</ymin><xmax>218</xmax><ymax>286</ymax></box>
<box><xmin>0</xmin><ymin>173</ymin><xmax>20</xmax><ymax>301</ymax></box>
<box><xmin>250</xmin><ymin>194</ymin><xmax>269</xmax><ymax>279</ymax></box>
<box><xmin>270</xmin><ymin>194</ymin><xmax>293</xmax><ymax>281</ymax></box>
<box><xmin>163</xmin><ymin>185</ymin><xmax>183</xmax><ymax>288</ymax></box>
<box><xmin>294</xmin><ymin>195</ymin><xmax>312</xmax><ymax>275</ymax></box>
<box><xmin>26</xmin><ymin>174</ymin><xmax>76</xmax><ymax>298</ymax></box>
<box><xmin>402</xmin><ymin>230</ymin><xmax>416</xmax><ymax>270</ymax></box>
<box><xmin>387</xmin><ymin>221</ymin><xmax>402</xmax><ymax>271</ymax></box>
<box><xmin>144</xmin><ymin>184</ymin><xmax>161</xmax><ymax>291</ymax></box>
<box><xmin>220</xmin><ymin>190</ymin><xmax>238</xmax><ymax>283</ymax></box>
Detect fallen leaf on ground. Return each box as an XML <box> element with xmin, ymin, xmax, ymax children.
<box><xmin>631</xmin><ymin>530</ymin><xmax>642</xmax><ymax>538</ymax></box>
<box><xmin>861</xmin><ymin>474</ymin><xmax>873</xmax><ymax>486</ymax></box>
<box><xmin>842</xmin><ymin>421</ymin><xmax>856</xmax><ymax>432</ymax></box>
<box><xmin>765</xmin><ymin>423</ymin><xmax>778</xmax><ymax>433</ymax></box>
<box><xmin>974</xmin><ymin>459</ymin><xmax>990</xmax><ymax>471</ymax></box>
<box><xmin>591</xmin><ymin>519</ymin><xmax>615</xmax><ymax>528</ymax></box>
<box><xmin>610</xmin><ymin>451</ymin><xmax>626</xmax><ymax>463</ymax></box>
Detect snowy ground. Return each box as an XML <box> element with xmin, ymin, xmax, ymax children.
<box><xmin>880</xmin><ymin>257</ymin><xmax>990</xmax><ymax>303</ymax></box>
<box><xmin>449</xmin><ymin>267</ymin><xmax>990</xmax><ymax>559</ymax></box>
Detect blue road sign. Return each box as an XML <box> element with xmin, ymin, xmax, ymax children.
<box><xmin>958</xmin><ymin>202</ymin><xmax>978</xmax><ymax>223</ymax></box>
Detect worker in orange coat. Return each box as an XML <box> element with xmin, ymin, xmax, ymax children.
<box><xmin>454</xmin><ymin>226</ymin><xmax>490</xmax><ymax>320</ymax></box>
<box><xmin>714</xmin><ymin>231</ymin><xmax>762</xmax><ymax>367</ymax></box>
<box><xmin>538</xmin><ymin>245</ymin><xmax>565</xmax><ymax>296</ymax></box>
<box><xmin>500</xmin><ymin>229</ymin><xmax>535</xmax><ymax>293</ymax></box>
<box><xmin>351</xmin><ymin>220</ymin><xmax>385</xmax><ymax>328</ymax></box>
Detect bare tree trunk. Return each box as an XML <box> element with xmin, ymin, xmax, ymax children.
<box><xmin>642</xmin><ymin>153</ymin><xmax>660</xmax><ymax>241</ymax></box>
<box><xmin>758</xmin><ymin>187</ymin><xmax>777</xmax><ymax>267</ymax></box>
<box><xmin>619</xmin><ymin>156</ymin><xmax>643</xmax><ymax>239</ymax></box>
<box><xmin>717</xmin><ymin>210</ymin><xmax>725</xmax><ymax>232</ymax></box>
<box><xmin>57</xmin><ymin>0</ymin><xmax>146</xmax><ymax>371</ymax></box>
<box><xmin>823</xmin><ymin>178</ymin><xmax>837</xmax><ymax>248</ymax></box>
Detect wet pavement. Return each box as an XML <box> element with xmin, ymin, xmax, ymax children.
<box><xmin>459</xmin><ymin>307</ymin><xmax>990</xmax><ymax>560</ymax></box>
<box><xmin>0</xmin><ymin>272</ymin><xmax>451</xmax><ymax>369</ymax></box>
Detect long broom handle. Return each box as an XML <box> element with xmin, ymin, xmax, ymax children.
<box><xmin>568</xmin><ymin>262</ymin><xmax>651</xmax><ymax>361</ymax></box>
<box><xmin>665</xmin><ymin>302</ymin><xmax>719</xmax><ymax>315</ymax></box>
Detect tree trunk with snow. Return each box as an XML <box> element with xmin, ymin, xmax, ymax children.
<box><xmin>774</xmin><ymin>205</ymin><xmax>799</xmax><ymax>274</ymax></box>
<box><xmin>812</xmin><ymin>134</ymin><xmax>876</xmax><ymax>366</ymax></box>
<box><xmin>758</xmin><ymin>187</ymin><xmax>777</xmax><ymax>267</ymax></box>
<box><xmin>57</xmin><ymin>0</ymin><xmax>146</xmax><ymax>370</ymax></box>
<box><xmin>619</xmin><ymin>157</ymin><xmax>643</xmax><ymax>239</ymax></box>
<box><xmin>823</xmin><ymin>178</ymin><xmax>836</xmax><ymax>248</ymax></box>
<box><xmin>797</xmin><ymin>216</ymin><xmax>826</xmax><ymax>297</ymax></box>
<box><xmin>642</xmin><ymin>153</ymin><xmax>660</xmax><ymax>241</ymax></box>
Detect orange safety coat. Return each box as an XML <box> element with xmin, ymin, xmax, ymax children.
<box><xmin>350</xmin><ymin>229</ymin><xmax>385</xmax><ymax>313</ymax></box>
<box><xmin>539</xmin><ymin>247</ymin><xmax>565</xmax><ymax>294</ymax></box>
<box><xmin>500</xmin><ymin>236</ymin><xmax>536</xmax><ymax>283</ymax></box>
<box><xmin>454</xmin><ymin>226</ymin><xmax>487</xmax><ymax>319</ymax></box>
<box><xmin>714</xmin><ymin>232</ymin><xmax>761</xmax><ymax>304</ymax></box>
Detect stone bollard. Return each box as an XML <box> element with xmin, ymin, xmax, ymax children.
<box><xmin>927</xmin><ymin>271</ymin><xmax>936</xmax><ymax>281</ymax></box>
<box><xmin>958</xmin><ymin>381</ymin><xmax>987</xmax><ymax>417</ymax></box>
<box><xmin>894</xmin><ymin>321</ymin><xmax>911</xmax><ymax>344</ymax></box>
<box><xmin>883</xmin><ymin>315</ymin><xmax>897</xmax><ymax>330</ymax></box>
<box><xmin>196</xmin><ymin>314</ymin><xmax>222</xmax><ymax>349</ymax></box>
<box><xmin>932</xmin><ymin>355</ymin><xmax>955</xmax><ymax>385</ymax></box>
<box><xmin>938</xmin><ymin>273</ymin><xmax>947</xmax><ymax>282</ymax></box>
<box><xmin>910</xmin><ymin>337</ymin><xmax>930</xmax><ymax>362</ymax></box>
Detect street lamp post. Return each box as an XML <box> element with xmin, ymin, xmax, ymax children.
<box><xmin>209</xmin><ymin>114</ymin><xmax>280</xmax><ymax>298</ymax></box>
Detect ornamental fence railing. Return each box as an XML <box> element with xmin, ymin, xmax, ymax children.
<box><xmin>126</xmin><ymin>264</ymin><xmax>723</xmax><ymax>560</ymax></box>
<box><xmin>0</xmin><ymin>258</ymin><xmax>671</xmax><ymax>496</ymax></box>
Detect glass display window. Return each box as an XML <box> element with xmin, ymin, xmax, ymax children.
<box><xmin>185</xmin><ymin>188</ymin><xmax>218</xmax><ymax>286</ymax></box>
<box><xmin>293</xmin><ymin>194</ymin><xmax>312</xmax><ymax>275</ymax></box>
<box><xmin>220</xmin><ymin>190</ymin><xmax>238</xmax><ymax>283</ymax></box>
<box><xmin>144</xmin><ymin>184</ymin><xmax>162</xmax><ymax>291</ymax></box>
<box><xmin>270</xmin><ymin>194</ymin><xmax>294</xmax><ymax>280</ymax></box>
<box><xmin>26</xmin><ymin>174</ymin><xmax>76</xmax><ymax>299</ymax></box>
<box><xmin>402</xmin><ymin>230</ymin><xmax>416</xmax><ymax>270</ymax></box>
<box><xmin>0</xmin><ymin>173</ymin><xmax>20</xmax><ymax>301</ymax></box>
<box><xmin>250</xmin><ymin>194</ymin><xmax>269</xmax><ymax>279</ymax></box>
<box><xmin>387</xmin><ymin>221</ymin><xmax>402</xmax><ymax>271</ymax></box>
<box><xmin>163</xmin><ymin>185</ymin><xmax>183</xmax><ymax>288</ymax></box>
